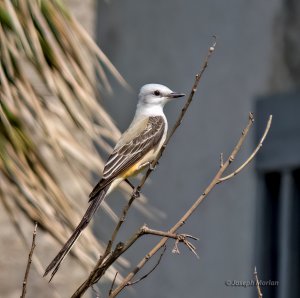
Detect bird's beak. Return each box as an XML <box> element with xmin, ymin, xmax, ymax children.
<box><xmin>168</xmin><ymin>92</ymin><xmax>185</xmax><ymax>99</ymax></box>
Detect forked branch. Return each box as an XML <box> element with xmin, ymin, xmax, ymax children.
<box><xmin>218</xmin><ymin>115</ymin><xmax>272</xmax><ymax>183</ymax></box>
<box><xmin>109</xmin><ymin>113</ymin><xmax>272</xmax><ymax>297</ymax></box>
<box><xmin>71</xmin><ymin>225</ymin><xmax>198</xmax><ymax>297</ymax></box>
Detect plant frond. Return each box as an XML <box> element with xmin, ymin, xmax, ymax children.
<box><xmin>0</xmin><ymin>0</ymin><xmax>150</xmax><ymax>279</ymax></box>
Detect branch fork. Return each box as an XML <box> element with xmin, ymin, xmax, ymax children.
<box><xmin>139</xmin><ymin>225</ymin><xmax>199</xmax><ymax>258</ymax></box>
<box><xmin>172</xmin><ymin>235</ymin><xmax>199</xmax><ymax>259</ymax></box>
<box><xmin>218</xmin><ymin>113</ymin><xmax>272</xmax><ymax>184</ymax></box>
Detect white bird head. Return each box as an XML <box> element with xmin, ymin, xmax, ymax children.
<box><xmin>138</xmin><ymin>84</ymin><xmax>185</xmax><ymax>114</ymax></box>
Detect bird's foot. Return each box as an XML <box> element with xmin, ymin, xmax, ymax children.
<box><xmin>132</xmin><ymin>186</ymin><xmax>141</xmax><ymax>199</ymax></box>
<box><xmin>149</xmin><ymin>161</ymin><xmax>159</xmax><ymax>171</ymax></box>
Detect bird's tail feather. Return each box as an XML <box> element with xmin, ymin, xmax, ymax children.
<box><xmin>43</xmin><ymin>184</ymin><xmax>110</xmax><ymax>281</ymax></box>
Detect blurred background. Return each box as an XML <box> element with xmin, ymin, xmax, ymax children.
<box><xmin>1</xmin><ymin>0</ymin><xmax>299</xmax><ymax>297</ymax></box>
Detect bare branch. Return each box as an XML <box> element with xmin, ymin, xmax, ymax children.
<box><xmin>175</xmin><ymin>236</ymin><xmax>199</xmax><ymax>259</ymax></box>
<box><xmin>218</xmin><ymin>115</ymin><xmax>272</xmax><ymax>183</ymax></box>
<box><xmin>86</xmin><ymin>187</ymin><xmax>140</xmax><ymax>278</ymax></box>
<box><xmin>173</xmin><ymin>237</ymin><xmax>199</xmax><ymax>258</ymax></box>
<box><xmin>109</xmin><ymin>112</ymin><xmax>272</xmax><ymax>297</ymax></box>
<box><xmin>126</xmin><ymin>245</ymin><xmax>166</xmax><ymax>287</ymax></box>
<box><xmin>141</xmin><ymin>36</ymin><xmax>217</xmax><ymax>183</ymax></box>
<box><xmin>141</xmin><ymin>226</ymin><xmax>199</xmax><ymax>258</ymax></box>
<box><xmin>254</xmin><ymin>266</ymin><xmax>263</xmax><ymax>298</ymax></box>
<box><xmin>141</xmin><ymin>225</ymin><xmax>199</xmax><ymax>241</ymax></box>
<box><xmin>108</xmin><ymin>272</ymin><xmax>118</xmax><ymax>296</ymax></box>
<box><xmin>109</xmin><ymin>187</ymin><xmax>141</xmax><ymax>252</ymax></box>
<box><xmin>20</xmin><ymin>222</ymin><xmax>38</xmax><ymax>298</ymax></box>
<box><xmin>71</xmin><ymin>224</ymin><xmax>198</xmax><ymax>297</ymax></box>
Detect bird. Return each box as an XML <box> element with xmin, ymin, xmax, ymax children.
<box><xmin>43</xmin><ymin>83</ymin><xmax>185</xmax><ymax>280</ymax></box>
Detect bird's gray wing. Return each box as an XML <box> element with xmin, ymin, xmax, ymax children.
<box><xmin>88</xmin><ymin>116</ymin><xmax>165</xmax><ymax>201</ymax></box>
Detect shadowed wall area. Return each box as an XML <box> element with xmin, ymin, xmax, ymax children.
<box><xmin>95</xmin><ymin>0</ymin><xmax>283</xmax><ymax>297</ymax></box>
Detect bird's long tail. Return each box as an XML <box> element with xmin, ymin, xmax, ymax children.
<box><xmin>43</xmin><ymin>184</ymin><xmax>110</xmax><ymax>281</ymax></box>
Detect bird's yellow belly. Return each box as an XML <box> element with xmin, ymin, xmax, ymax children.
<box><xmin>121</xmin><ymin>163</ymin><xmax>140</xmax><ymax>178</ymax></box>
<box><xmin>120</xmin><ymin>149</ymin><xmax>157</xmax><ymax>179</ymax></box>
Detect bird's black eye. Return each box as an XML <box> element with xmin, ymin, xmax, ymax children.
<box><xmin>154</xmin><ymin>90</ymin><xmax>161</xmax><ymax>96</ymax></box>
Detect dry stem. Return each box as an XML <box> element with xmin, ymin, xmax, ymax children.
<box><xmin>71</xmin><ymin>225</ymin><xmax>198</xmax><ymax>297</ymax></box>
<box><xmin>218</xmin><ymin>115</ymin><xmax>272</xmax><ymax>183</ymax></box>
<box><xmin>109</xmin><ymin>113</ymin><xmax>272</xmax><ymax>297</ymax></box>
<box><xmin>108</xmin><ymin>272</ymin><xmax>118</xmax><ymax>296</ymax></box>
<box><xmin>127</xmin><ymin>245</ymin><xmax>167</xmax><ymax>286</ymax></box>
<box><xmin>20</xmin><ymin>222</ymin><xmax>38</xmax><ymax>298</ymax></box>
<box><xmin>254</xmin><ymin>266</ymin><xmax>263</xmax><ymax>298</ymax></box>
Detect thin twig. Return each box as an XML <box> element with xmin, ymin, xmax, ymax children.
<box><xmin>20</xmin><ymin>222</ymin><xmax>38</xmax><ymax>298</ymax></box>
<box><xmin>108</xmin><ymin>187</ymin><xmax>140</xmax><ymax>253</ymax></box>
<box><xmin>218</xmin><ymin>115</ymin><xmax>272</xmax><ymax>183</ymax></box>
<box><xmin>109</xmin><ymin>113</ymin><xmax>272</xmax><ymax>297</ymax></box>
<box><xmin>108</xmin><ymin>272</ymin><xmax>118</xmax><ymax>296</ymax></box>
<box><xmin>126</xmin><ymin>245</ymin><xmax>167</xmax><ymax>286</ymax></box>
<box><xmin>82</xmin><ymin>188</ymin><xmax>140</xmax><ymax>284</ymax></box>
<box><xmin>254</xmin><ymin>266</ymin><xmax>263</xmax><ymax>298</ymax></box>
<box><xmin>141</xmin><ymin>225</ymin><xmax>199</xmax><ymax>241</ymax></box>
<box><xmin>174</xmin><ymin>236</ymin><xmax>199</xmax><ymax>259</ymax></box>
<box><xmin>141</xmin><ymin>226</ymin><xmax>199</xmax><ymax>257</ymax></box>
<box><xmin>71</xmin><ymin>225</ymin><xmax>198</xmax><ymax>297</ymax></box>
<box><xmin>144</xmin><ymin>36</ymin><xmax>217</xmax><ymax>175</ymax></box>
